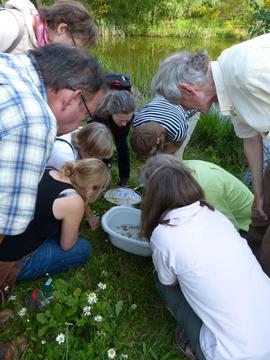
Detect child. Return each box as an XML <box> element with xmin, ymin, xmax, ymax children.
<box><xmin>140</xmin><ymin>154</ymin><xmax>253</xmax><ymax>234</ymax></box>
<box><xmin>47</xmin><ymin>122</ymin><xmax>113</xmax><ymax>230</ymax></box>
<box><xmin>132</xmin><ymin>96</ymin><xmax>199</xmax><ymax>158</ymax></box>
<box><xmin>140</xmin><ymin>162</ymin><xmax>270</xmax><ymax>360</ymax></box>
<box><xmin>91</xmin><ymin>90</ymin><xmax>136</xmax><ymax>187</ymax></box>
<box><xmin>0</xmin><ymin>158</ymin><xmax>111</xmax><ymax>294</ymax></box>
<box><xmin>131</xmin><ymin>121</ymin><xmax>178</xmax><ymax>157</ymax></box>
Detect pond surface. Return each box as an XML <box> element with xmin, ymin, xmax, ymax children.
<box><xmin>94</xmin><ymin>35</ymin><xmax>239</xmax><ymax>94</ymax></box>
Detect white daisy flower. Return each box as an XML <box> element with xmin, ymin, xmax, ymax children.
<box><xmin>120</xmin><ymin>354</ymin><xmax>128</xmax><ymax>360</ymax></box>
<box><xmin>94</xmin><ymin>315</ymin><xmax>103</xmax><ymax>322</ymax></box>
<box><xmin>101</xmin><ymin>270</ymin><xmax>108</xmax><ymax>277</ymax></box>
<box><xmin>8</xmin><ymin>295</ymin><xmax>17</xmax><ymax>301</ymax></box>
<box><xmin>17</xmin><ymin>307</ymin><xmax>27</xmax><ymax>317</ymax></box>
<box><xmin>56</xmin><ymin>333</ymin><xmax>65</xmax><ymax>344</ymax></box>
<box><xmin>107</xmin><ymin>348</ymin><xmax>116</xmax><ymax>359</ymax></box>
<box><xmin>97</xmin><ymin>330</ymin><xmax>106</xmax><ymax>337</ymax></box>
<box><xmin>131</xmin><ymin>304</ymin><xmax>137</xmax><ymax>310</ymax></box>
<box><xmin>82</xmin><ymin>306</ymin><xmax>92</xmax><ymax>316</ymax></box>
<box><xmin>97</xmin><ymin>282</ymin><xmax>107</xmax><ymax>290</ymax></box>
<box><xmin>87</xmin><ymin>292</ymin><xmax>98</xmax><ymax>305</ymax></box>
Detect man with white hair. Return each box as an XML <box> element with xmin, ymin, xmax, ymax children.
<box><xmin>152</xmin><ymin>33</ymin><xmax>270</xmax><ymax>275</ymax></box>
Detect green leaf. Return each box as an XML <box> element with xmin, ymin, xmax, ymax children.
<box><xmin>115</xmin><ymin>300</ymin><xmax>123</xmax><ymax>316</ymax></box>
<box><xmin>73</xmin><ymin>288</ymin><xmax>82</xmax><ymax>298</ymax></box>
<box><xmin>36</xmin><ymin>313</ymin><xmax>48</xmax><ymax>324</ymax></box>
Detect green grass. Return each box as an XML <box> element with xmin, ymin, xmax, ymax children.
<box><xmin>0</xmin><ymin>99</ymin><xmax>246</xmax><ymax>360</ymax></box>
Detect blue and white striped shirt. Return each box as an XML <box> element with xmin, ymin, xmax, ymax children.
<box><xmin>0</xmin><ymin>52</ymin><xmax>57</xmax><ymax>236</ymax></box>
<box><xmin>133</xmin><ymin>96</ymin><xmax>197</xmax><ymax>143</ymax></box>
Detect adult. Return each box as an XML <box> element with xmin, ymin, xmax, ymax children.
<box><xmin>140</xmin><ymin>155</ymin><xmax>253</xmax><ymax>233</ymax></box>
<box><xmin>91</xmin><ymin>90</ymin><xmax>136</xmax><ymax>187</ymax></box>
<box><xmin>0</xmin><ymin>0</ymin><xmax>97</xmax><ymax>54</ymax></box>
<box><xmin>140</xmin><ymin>162</ymin><xmax>270</xmax><ymax>360</ymax></box>
<box><xmin>47</xmin><ymin>122</ymin><xmax>113</xmax><ymax>230</ymax></box>
<box><xmin>0</xmin><ymin>43</ymin><xmax>105</xmax><ymax>243</ymax></box>
<box><xmin>152</xmin><ymin>34</ymin><xmax>270</xmax><ymax>275</ymax></box>
<box><xmin>132</xmin><ymin>96</ymin><xmax>199</xmax><ymax>158</ymax></box>
<box><xmin>0</xmin><ymin>158</ymin><xmax>110</xmax><ymax>296</ymax></box>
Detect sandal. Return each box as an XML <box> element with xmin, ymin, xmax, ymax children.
<box><xmin>175</xmin><ymin>325</ymin><xmax>195</xmax><ymax>360</ymax></box>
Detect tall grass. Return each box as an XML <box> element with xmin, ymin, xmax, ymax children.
<box><xmin>186</xmin><ymin>108</ymin><xmax>247</xmax><ymax>176</ymax></box>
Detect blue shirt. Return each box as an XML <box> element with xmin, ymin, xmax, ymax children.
<box><xmin>0</xmin><ymin>52</ymin><xmax>57</xmax><ymax>235</ymax></box>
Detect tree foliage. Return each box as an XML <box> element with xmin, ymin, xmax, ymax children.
<box><xmin>248</xmin><ymin>0</ymin><xmax>270</xmax><ymax>36</ymax></box>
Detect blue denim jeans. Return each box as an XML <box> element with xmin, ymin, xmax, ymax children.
<box><xmin>17</xmin><ymin>236</ymin><xmax>92</xmax><ymax>281</ymax></box>
<box><xmin>154</xmin><ymin>272</ymin><xmax>206</xmax><ymax>360</ymax></box>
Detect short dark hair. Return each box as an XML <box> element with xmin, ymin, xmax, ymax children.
<box><xmin>30</xmin><ymin>43</ymin><xmax>105</xmax><ymax>100</ymax></box>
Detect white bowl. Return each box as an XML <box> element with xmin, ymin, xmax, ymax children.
<box><xmin>101</xmin><ymin>206</ymin><xmax>152</xmax><ymax>257</ymax></box>
<box><xmin>104</xmin><ymin>187</ymin><xmax>142</xmax><ymax>206</ymax></box>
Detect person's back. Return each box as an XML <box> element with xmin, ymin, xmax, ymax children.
<box><xmin>151</xmin><ymin>204</ymin><xmax>270</xmax><ymax>360</ymax></box>
<box><xmin>184</xmin><ymin>159</ymin><xmax>253</xmax><ymax>232</ymax></box>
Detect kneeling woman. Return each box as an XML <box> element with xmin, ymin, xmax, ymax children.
<box><xmin>0</xmin><ymin>159</ymin><xmax>110</xmax><ymax>289</ymax></box>
<box><xmin>140</xmin><ymin>163</ymin><xmax>270</xmax><ymax>360</ymax></box>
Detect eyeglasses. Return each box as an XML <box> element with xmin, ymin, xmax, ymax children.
<box><xmin>69</xmin><ymin>87</ymin><xmax>92</xmax><ymax>120</ymax></box>
<box><xmin>69</xmin><ymin>31</ymin><xmax>77</xmax><ymax>47</ymax></box>
<box><xmin>80</xmin><ymin>93</ymin><xmax>92</xmax><ymax>120</ymax></box>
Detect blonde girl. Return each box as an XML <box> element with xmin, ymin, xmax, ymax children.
<box><xmin>48</xmin><ymin>122</ymin><xmax>113</xmax><ymax>230</ymax></box>
<box><xmin>0</xmin><ymin>159</ymin><xmax>111</xmax><ymax>288</ymax></box>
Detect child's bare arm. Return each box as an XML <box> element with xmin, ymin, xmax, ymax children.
<box><xmin>84</xmin><ymin>205</ymin><xmax>100</xmax><ymax>230</ymax></box>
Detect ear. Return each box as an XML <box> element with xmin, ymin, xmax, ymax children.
<box><xmin>56</xmin><ymin>23</ymin><xmax>69</xmax><ymax>34</ymax></box>
<box><xmin>178</xmin><ymin>83</ymin><xmax>197</xmax><ymax>96</ymax></box>
<box><xmin>61</xmin><ymin>89</ymin><xmax>82</xmax><ymax>110</ymax></box>
<box><xmin>156</xmin><ymin>135</ymin><xmax>165</xmax><ymax>150</ymax></box>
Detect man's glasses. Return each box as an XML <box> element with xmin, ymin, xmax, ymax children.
<box><xmin>80</xmin><ymin>94</ymin><xmax>92</xmax><ymax>120</ymax></box>
<box><xmin>69</xmin><ymin>87</ymin><xmax>92</xmax><ymax>120</ymax></box>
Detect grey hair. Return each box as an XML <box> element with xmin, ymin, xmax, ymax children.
<box><xmin>139</xmin><ymin>154</ymin><xmax>181</xmax><ymax>184</ymax></box>
<box><xmin>29</xmin><ymin>43</ymin><xmax>105</xmax><ymax>100</ymax></box>
<box><xmin>94</xmin><ymin>90</ymin><xmax>136</xmax><ymax>117</ymax></box>
<box><xmin>152</xmin><ymin>50</ymin><xmax>209</xmax><ymax>102</ymax></box>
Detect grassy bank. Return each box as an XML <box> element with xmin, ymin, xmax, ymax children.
<box><xmin>97</xmin><ymin>17</ymin><xmax>248</xmax><ymax>41</ymax></box>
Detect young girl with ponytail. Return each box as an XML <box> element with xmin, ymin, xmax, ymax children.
<box><xmin>0</xmin><ymin>158</ymin><xmax>110</xmax><ymax>293</ymax></box>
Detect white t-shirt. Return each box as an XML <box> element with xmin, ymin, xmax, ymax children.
<box><xmin>211</xmin><ymin>33</ymin><xmax>270</xmax><ymax>139</ymax></box>
<box><xmin>47</xmin><ymin>132</ymin><xmax>79</xmax><ymax>170</ymax></box>
<box><xmin>151</xmin><ymin>202</ymin><xmax>270</xmax><ymax>360</ymax></box>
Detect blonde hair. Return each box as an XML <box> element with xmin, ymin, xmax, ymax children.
<box><xmin>73</xmin><ymin>123</ymin><xmax>113</xmax><ymax>160</ymax></box>
<box><xmin>131</xmin><ymin>122</ymin><xmax>165</xmax><ymax>158</ymax></box>
<box><xmin>61</xmin><ymin>158</ymin><xmax>111</xmax><ymax>202</ymax></box>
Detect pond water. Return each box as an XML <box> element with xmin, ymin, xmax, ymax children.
<box><xmin>94</xmin><ymin>35</ymin><xmax>239</xmax><ymax>94</ymax></box>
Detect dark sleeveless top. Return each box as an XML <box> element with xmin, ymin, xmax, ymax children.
<box><xmin>0</xmin><ymin>169</ymin><xmax>75</xmax><ymax>261</ymax></box>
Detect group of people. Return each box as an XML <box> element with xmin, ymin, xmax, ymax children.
<box><xmin>1</xmin><ymin>0</ymin><xmax>270</xmax><ymax>359</ymax></box>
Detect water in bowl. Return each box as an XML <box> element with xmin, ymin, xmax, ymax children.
<box><xmin>115</xmin><ymin>224</ymin><xmax>146</xmax><ymax>241</ymax></box>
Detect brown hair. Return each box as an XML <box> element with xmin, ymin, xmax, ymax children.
<box><xmin>131</xmin><ymin>122</ymin><xmax>165</xmax><ymax>158</ymax></box>
<box><xmin>61</xmin><ymin>158</ymin><xmax>111</xmax><ymax>202</ymax></box>
<box><xmin>140</xmin><ymin>162</ymin><xmax>212</xmax><ymax>239</ymax></box>
<box><xmin>73</xmin><ymin>123</ymin><xmax>113</xmax><ymax>160</ymax></box>
<box><xmin>139</xmin><ymin>153</ymin><xmax>179</xmax><ymax>184</ymax></box>
<box><xmin>39</xmin><ymin>0</ymin><xmax>97</xmax><ymax>47</ymax></box>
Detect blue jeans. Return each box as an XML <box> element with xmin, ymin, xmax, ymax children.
<box><xmin>17</xmin><ymin>236</ymin><xmax>91</xmax><ymax>281</ymax></box>
<box><xmin>154</xmin><ymin>273</ymin><xmax>206</xmax><ymax>360</ymax></box>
